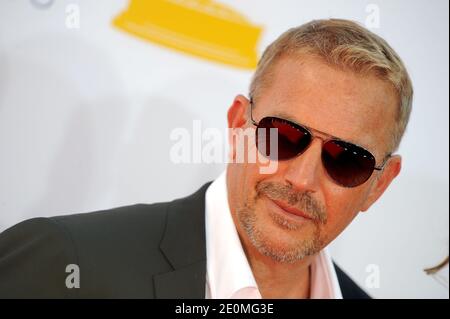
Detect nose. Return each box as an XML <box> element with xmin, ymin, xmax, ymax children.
<box><xmin>284</xmin><ymin>137</ymin><xmax>323</xmax><ymax>193</ymax></box>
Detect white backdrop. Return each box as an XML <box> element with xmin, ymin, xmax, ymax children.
<box><xmin>0</xmin><ymin>0</ymin><xmax>448</xmax><ymax>298</ymax></box>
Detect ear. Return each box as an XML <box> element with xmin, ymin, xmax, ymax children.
<box><xmin>360</xmin><ymin>155</ymin><xmax>402</xmax><ymax>212</ymax></box>
<box><xmin>227</xmin><ymin>95</ymin><xmax>251</xmax><ymax>162</ymax></box>
<box><xmin>227</xmin><ymin>94</ymin><xmax>250</xmax><ymax>129</ymax></box>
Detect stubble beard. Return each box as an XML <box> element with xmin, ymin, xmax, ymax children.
<box><xmin>236</xmin><ymin>181</ymin><xmax>326</xmax><ymax>264</ymax></box>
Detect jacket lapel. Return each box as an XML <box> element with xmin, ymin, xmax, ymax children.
<box><xmin>153</xmin><ymin>182</ymin><xmax>212</xmax><ymax>298</ymax></box>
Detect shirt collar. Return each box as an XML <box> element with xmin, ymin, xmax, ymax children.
<box><xmin>205</xmin><ymin>170</ymin><xmax>343</xmax><ymax>299</ymax></box>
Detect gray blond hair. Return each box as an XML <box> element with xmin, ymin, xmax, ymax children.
<box><xmin>249</xmin><ymin>19</ymin><xmax>413</xmax><ymax>153</ymax></box>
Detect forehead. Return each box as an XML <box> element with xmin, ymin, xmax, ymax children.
<box><xmin>256</xmin><ymin>55</ymin><xmax>398</xmax><ymax>158</ymax></box>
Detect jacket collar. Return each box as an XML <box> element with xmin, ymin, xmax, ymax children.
<box><xmin>153</xmin><ymin>182</ymin><xmax>212</xmax><ymax>298</ymax></box>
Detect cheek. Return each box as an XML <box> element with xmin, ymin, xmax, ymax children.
<box><xmin>320</xmin><ymin>188</ymin><xmax>367</xmax><ymax>243</ymax></box>
<box><xmin>237</xmin><ymin>162</ymin><xmax>265</xmax><ymax>200</ymax></box>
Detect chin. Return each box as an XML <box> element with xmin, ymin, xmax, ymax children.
<box><xmin>247</xmin><ymin>215</ymin><xmax>323</xmax><ymax>263</ymax></box>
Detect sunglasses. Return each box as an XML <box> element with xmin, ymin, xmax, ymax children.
<box><xmin>249</xmin><ymin>99</ymin><xmax>390</xmax><ymax>187</ymax></box>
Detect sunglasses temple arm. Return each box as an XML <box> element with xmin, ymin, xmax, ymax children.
<box><xmin>248</xmin><ymin>97</ymin><xmax>258</xmax><ymax>126</ymax></box>
<box><xmin>374</xmin><ymin>153</ymin><xmax>393</xmax><ymax>170</ymax></box>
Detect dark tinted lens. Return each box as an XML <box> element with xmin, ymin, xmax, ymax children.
<box><xmin>256</xmin><ymin>117</ymin><xmax>311</xmax><ymax>161</ymax></box>
<box><xmin>322</xmin><ymin>140</ymin><xmax>376</xmax><ymax>187</ymax></box>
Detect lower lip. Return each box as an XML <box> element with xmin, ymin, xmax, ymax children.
<box><xmin>265</xmin><ymin>197</ymin><xmax>312</xmax><ymax>224</ymax></box>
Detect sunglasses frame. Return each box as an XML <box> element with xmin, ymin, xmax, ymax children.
<box><xmin>249</xmin><ymin>97</ymin><xmax>391</xmax><ymax>187</ymax></box>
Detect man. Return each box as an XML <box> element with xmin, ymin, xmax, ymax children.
<box><xmin>0</xmin><ymin>19</ymin><xmax>412</xmax><ymax>298</ymax></box>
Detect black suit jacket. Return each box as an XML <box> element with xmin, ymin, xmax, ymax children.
<box><xmin>0</xmin><ymin>182</ymin><xmax>370</xmax><ymax>299</ymax></box>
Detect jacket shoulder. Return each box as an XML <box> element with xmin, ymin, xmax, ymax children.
<box><xmin>334</xmin><ymin>263</ymin><xmax>371</xmax><ymax>299</ymax></box>
<box><xmin>0</xmin><ymin>202</ymin><xmax>172</xmax><ymax>298</ymax></box>
<box><xmin>51</xmin><ymin>202</ymin><xmax>169</xmax><ymax>243</ymax></box>
<box><xmin>0</xmin><ymin>217</ymin><xmax>77</xmax><ymax>298</ymax></box>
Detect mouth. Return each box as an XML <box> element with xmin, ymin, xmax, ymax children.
<box><xmin>266</xmin><ymin>197</ymin><xmax>314</xmax><ymax>222</ymax></box>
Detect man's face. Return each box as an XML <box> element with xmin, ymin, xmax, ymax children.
<box><xmin>227</xmin><ymin>55</ymin><xmax>401</xmax><ymax>264</ymax></box>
